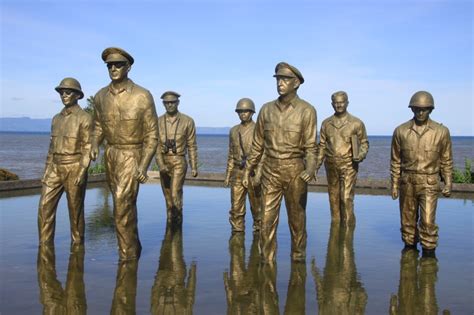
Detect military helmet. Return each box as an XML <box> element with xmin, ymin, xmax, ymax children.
<box><xmin>409</xmin><ymin>91</ymin><xmax>434</xmax><ymax>108</ymax></box>
<box><xmin>235</xmin><ymin>98</ymin><xmax>255</xmax><ymax>113</ymax></box>
<box><xmin>55</xmin><ymin>77</ymin><xmax>84</xmax><ymax>99</ymax></box>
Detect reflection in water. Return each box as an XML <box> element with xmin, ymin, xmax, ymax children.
<box><xmin>151</xmin><ymin>223</ymin><xmax>196</xmax><ymax>314</ymax></box>
<box><xmin>389</xmin><ymin>250</ymin><xmax>450</xmax><ymax>315</ymax></box>
<box><xmin>37</xmin><ymin>244</ymin><xmax>87</xmax><ymax>314</ymax></box>
<box><xmin>312</xmin><ymin>223</ymin><xmax>367</xmax><ymax>315</ymax></box>
<box><xmin>111</xmin><ymin>259</ymin><xmax>138</xmax><ymax>314</ymax></box>
<box><xmin>224</xmin><ymin>233</ymin><xmax>260</xmax><ymax>314</ymax></box>
<box><xmin>86</xmin><ymin>186</ymin><xmax>115</xmax><ymax>245</ymax></box>
<box><xmin>224</xmin><ymin>233</ymin><xmax>306</xmax><ymax>314</ymax></box>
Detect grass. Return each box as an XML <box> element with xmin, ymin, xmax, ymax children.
<box><xmin>453</xmin><ymin>158</ymin><xmax>473</xmax><ymax>184</ymax></box>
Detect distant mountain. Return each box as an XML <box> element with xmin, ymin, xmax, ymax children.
<box><xmin>0</xmin><ymin>117</ymin><xmax>229</xmax><ymax>135</ymax></box>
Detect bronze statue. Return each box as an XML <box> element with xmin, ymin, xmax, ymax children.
<box><xmin>155</xmin><ymin>91</ymin><xmax>198</xmax><ymax>224</ymax></box>
<box><xmin>389</xmin><ymin>250</ymin><xmax>444</xmax><ymax>315</ymax></box>
<box><xmin>111</xmin><ymin>260</ymin><xmax>138</xmax><ymax>314</ymax></box>
<box><xmin>312</xmin><ymin>223</ymin><xmax>367</xmax><ymax>314</ymax></box>
<box><xmin>38</xmin><ymin>78</ymin><xmax>92</xmax><ymax>245</ymax></box>
<box><xmin>390</xmin><ymin>91</ymin><xmax>453</xmax><ymax>257</ymax></box>
<box><xmin>223</xmin><ymin>233</ymin><xmax>261</xmax><ymax>314</ymax></box>
<box><xmin>151</xmin><ymin>222</ymin><xmax>196</xmax><ymax>314</ymax></box>
<box><xmin>315</xmin><ymin>91</ymin><xmax>369</xmax><ymax>224</ymax></box>
<box><xmin>37</xmin><ymin>244</ymin><xmax>86</xmax><ymax>314</ymax></box>
<box><xmin>224</xmin><ymin>98</ymin><xmax>262</xmax><ymax>233</ymax></box>
<box><xmin>243</xmin><ymin>62</ymin><xmax>317</xmax><ymax>263</ymax></box>
<box><xmin>91</xmin><ymin>47</ymin><xmax>159</xmax><ymax>260</ymax></box>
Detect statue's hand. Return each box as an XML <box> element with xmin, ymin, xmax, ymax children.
<box><xmin>442</xmin><ymin>184</ymin><xmax>452</xmax><ymax>197</ymax></box>
<box><xmin>74</xmin><ymin>167</ymin><xmax>87</xmax><ymax>186</ymax></box>
<box><xmin>90</xmin><ymin>143</ymin><xmax>99</xmax><ymax>161</ymax></box>
<box><xmin>391</xmin><ymin>186</ymin><xmax>399</xmax><ymax>200</ymax></box>
<box><xmin>136</xmin><ymin>168</ymin><xmax>148</xmax><ymax>184</ymax></box>
<box><xmin>191</xmin><ymin>169</ymin><xmax>198</xmax><ymax>178</ymax></box>
<box><xmin>299</xmin><ymin>170</ymin><xmax>312</xmax><ymax>183</ymax></box>
<box><xmin>242</xmin><ymin>172</ymin><xmax>249</xmax><ymax>189</ymax></box>
<box><xmin>224</xmin><ymin>177</ymin><xmax>230</xmax><ymax>188</ymax></box>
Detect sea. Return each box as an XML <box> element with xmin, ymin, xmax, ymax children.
<box><xmin>0</xmin><ymin>132</ymin><xmax>473</xmax><ymax>180</ymax></box>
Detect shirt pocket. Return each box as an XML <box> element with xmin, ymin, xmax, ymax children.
<box><xmin>424</xmin><ymin>144</ymin><xmax>440</xmax><ymax>162</ymax></box>
<box><xmin>284</xmin><ymin>124</ymin><xmax>301</xmax><ymax>145</ymax></box>
<box><xmin>119</xmin><ymin>112</ymin><xmax>140</xmax><ymax>137</ymax></box>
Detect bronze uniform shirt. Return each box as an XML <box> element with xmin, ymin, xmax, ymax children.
<box><xmin>226</xmin><ymin>121</ymin><xmax>255</xmax><ymax>172</ymax></box>
<box><xmin>316</xmin><ymin>112</ymin><xmax>369</xmax><ymax>167</ymax></box>
<box><xmin>157</xmin><ymin>112</ymin><xmax>198</xmax><ymax>171</ymax></box>
<box><xmin>390</xmin><ymin>118</ymin><xmax>453</xmax><ymax>184</ymax></box>
<box><xmin>92</xmin><ymin>79</ymin><xmax>158</xmax><ymax>169</ymax></box>
<box><xmin>46</xmin><ymin>104</ymin><xmax>92</xmax><ymax>168</ymax></box>
<box><xmin>247</xmin><ymin>95</ymin><xmax>317</xmax><ymax>173</ymax></box>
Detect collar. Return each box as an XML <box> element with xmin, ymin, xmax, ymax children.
<box><xmin>108</xmin><ymin>79</ymin><xmax>134</xmax><ymax>95</ymax></box>
<box><xmin>165</xmin><ymin>112</ymin><xmax>180</xmax><ymax>124</ymax></box>
<box><xmin>329</xmin><ymin>112</ymin><xmax>350</xmax><ymax>128</ymax></box>
<box><xmin>60</xmin><ymin>104</ymin><xmax>80</xmax><ymax>116</ymax></box>
<box><xmin>275</xmin><ymin>94</ymin><xmax>299</xmax><ymax>110</ymax></box>
<box><xmin>409</xmin><ymin>118</ymin><xmax>434</xmax><ymax>135</ymax></box>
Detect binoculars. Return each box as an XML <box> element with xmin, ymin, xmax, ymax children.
<box><xmin>165</xmin><ymin>139</ymin><xmax>177</xmax><ymax>154</ymax></box>
<box><xmin>239</xmin><ymin>156</ymin><xmax>247</xmax><ymax>170</ymax></box>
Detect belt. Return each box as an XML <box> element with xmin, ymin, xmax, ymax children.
<box><xmin>265</xmin><ymin>156</ymin><xmax>303</xmax><ymax>165</ymax></box>
<box><xmin>402</xmin><ymin>170</ymin><xmax>439</xmax><ymax>175</ymax></box>
<box><xmin>108</xmin><ymin>143</ymin><xmax>142</xmax><ymax>149</ymax></box>
<box><xmin>53</xmin><ymin>154</ymin><xmax>81</xmax><ymax>164</ymax></box>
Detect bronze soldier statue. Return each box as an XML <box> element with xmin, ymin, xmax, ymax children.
<box><xmin>156</xmin><ymin>91</ymin><xmax>198</xmax><ymax>224</ymax></box>
<box><xmin>91</xmin><ymin>47</ymin><xmax>159</xmax><ymax>260</ymax></box>
<box><xmin>224</xmin><ymin>98</ymin><xmax>262</xmax><ymax>233</ymax></box>
<box><xmin>315</xmin><ymin>91</ymin><xmax>369</xmax><ymax>224</ymax></box>
<box><xmin>243</xmin><ymin>62</ymin><xmax>317</xmax><ymax>263</ymax></box>
<box><xmin>390</xmin><ymin>91</ymin><xmax>453</xmax><ymax>257</ymax></box>
<box><xmin>38</xmin><ymin>78</ymin><xmax>92</xmax><ymax>245</ymax></box>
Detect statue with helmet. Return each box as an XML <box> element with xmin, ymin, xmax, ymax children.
<box><xmin>38</xmin><ymin>77</ymin><xmax>92</xmax><ymax>246</ymax></box>
<box><xmin>224</xmin><ymin>97</ymin><xmax>262</xmax><ymax>233</ymax></box>
<box><xmin>390</xmin><ymin>90</ymin><xmax>453</xmax><ymax>258</ymax></box>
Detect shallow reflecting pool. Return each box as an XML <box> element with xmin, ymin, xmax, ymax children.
<box><xmin>1</xmin><ymin>184</ymin><xmax>473</xmax><ymax>314</ymax></box>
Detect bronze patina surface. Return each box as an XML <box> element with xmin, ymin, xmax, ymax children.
<box><xmin>390</xmin><ymin>91</ymin><xmax>453</xmax><ymax>255</ymax></box>
<box><xmin>315</xmin><ymin>91</ymin><xmax>369</xmax><ymax>224</ymax></box>
<box><xmin>243</xmin><ymin>62</ymin><xmax>318</xmax><ymax>263</ymax></box>
<box><xmin>224</xmin><ymin>98</ymin><xmax>262</xmax><ymax>232</ymax></box>
<box><xmin>38</xmin><ymin>78</ymin><xmax>92</xmax><ymax>245</ymax></box>
<box><xmin>91</xmin><ymin>47</ymin><xmax>158</xmax><ymax>260</ymax></box>
<box><xmin>156</xmin><ymin>91</ymin><xmax>198</xmax><ymax>224</ymax></box>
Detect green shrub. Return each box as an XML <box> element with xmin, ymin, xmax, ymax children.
<box><xmin>453</xmin><ymin>158</ymin><xmax>473</xmax><ymax>184</ymax></box>
<box><xmin>88</xmin><ymin>155</ymin><xmax>106</xmax><ymax>174</ymax></box>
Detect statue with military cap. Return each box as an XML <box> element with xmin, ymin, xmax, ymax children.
<box><xmin>91</xmin><ymin>47</ymin><xmax>159</xmax><ymax>260</ymax></box>
<box><xmin>224</xmin><ymin>97</ymin><xmax>262</xmax><ymax>233</ymax></box>
<box><xmin>38</xmin><ymin>77</ymin><xmax>92</xmax><ymax>245</ymax></box>
<box><xmin>390</xmin><ymin>91</ymin><xmax>453</xmax><ymax>258</ymax></box>
<box><xmin>315</xmin><ymin>91</ymin><xmax>369</xmax><ymax>225</ymax></box>
<box><xmin>243</xmin><ymin>62</ymin><xmax>318</xmax><ymax>263</ymax></box>
<box><xmin>155</xmin><ymin>90</ymin><xmax>198</xmax><ymax>224</ymax></box>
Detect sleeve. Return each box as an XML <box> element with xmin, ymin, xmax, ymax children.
<box><xmin>225</xmin><ymin>131</ymin><xmax>234</xmax><ymax>181</ymax></box>
<box><xmin>315</xmin><ymin>123</ymin><xmax>326</xmax><ymax>171</ymax></box>
<box><xmin>79</xmin><ymin>114</ymin><xmax>93</xmax><ymax>169</ymax></box>
<box><xmin>440</xmin><ymin>127</ymin><xmax>453</xmax><ymax>185</ymax></box>
<box><xmin>245</xmin><ymin>108</ymin><xmax>265</xmax><ymax>173</ymax></box>
<box><xmin>390</xmin><ymin>128</ymin><xmax>401</xmax><ymax>189</ymax></box>
<box><xmin>91</xmin><ymin>92</ymin><xmax>104</xmax><ymax>148</ymax></box>
<box><xmin>358</xmin><ymin>121</ymin><xmax>369</xmax><ymax>161</ymax></box>
<box><xmin>138</xmin><ymin>92</ymin><xmax>159</xmax><ymax>171</ymax></box>
<box><xmin>45</xmin><ymin>117</ymin><xmax>55</xmax><ymax>166</ymax></box>
<box><xmin>186</xmin><ymin>118</ymin><xmax>198</xmax><ymax>171</ymax></box>
<box><xmin>303</xmin><ymin>106</ymin><xmax>318</xmax><ymax>175</ymax></box>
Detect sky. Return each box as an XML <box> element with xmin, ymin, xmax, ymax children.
<box><xmin>1</xmin><ymin>0</ymin><xmax>472</xmax><ymax>135</ymax></box>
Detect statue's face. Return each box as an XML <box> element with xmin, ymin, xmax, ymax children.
<box><xmin>107</xmin><ymin>61</ymin><xmax>130</xmax><ymax>82</ymax></box>
<box><xmin>276</xmin><ymin>76</ymin><xmax>299</xmax><ymax>96</ymax></box>
<box><xmin>237</xmin><ymin>110</ymin><xmax>253</xmax><ymax>123</ymax></box>
<box><xmin>58</xmin><ymin>89</ymin><xmax>80</xmax><ymax>107</ymax></box>
<box><xmin>331</xmin><ymin>95</ymin><xmax>348</xmax><ymax>115</ymax></box>
<box><xmin>163</xmin><ymin>99</ymin><xmax>179</xmax><ymax>115</ymax></box>
<box><xmin>411</xmin><ymin>106</ymin><xmax>432</xmax><ymax>123</ymax></box>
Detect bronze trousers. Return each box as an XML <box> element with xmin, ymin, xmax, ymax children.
<box><xmin>37</xmin><ymin>244</ymin><xmax>86</xmax><ymax>315</ymax></box>
<box><xmin>399</xmin><ymin>173</ymin><xmax>439</xmax><ymax>249</ymax></box>
<box><xmin>324</xmin><ymin>159</ymin><xmax>358</xmax><ymax>224</ymax></box>
<box><xmin>160</xmin><ymin>155</ymin><xmax>187</xmax><ymax>221</ymax></box>
<box><xmin>38</xmin><ymin>161</ymin><xmax>87</xmax><ymax>245</ymax></box>
<box><xmin>260</xmin><ymin>158</ymin><xmax>307</xmax><ymax>262</ymax></box>
<box><xmin>229</xmin><ymin>168</ymin><xmax>262</xmax><ymax>232</ymax></box>
<box><xmin>105</xmin><ymin>145</ymin><xmax>142</xmax><ymax>260</ymax></box>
